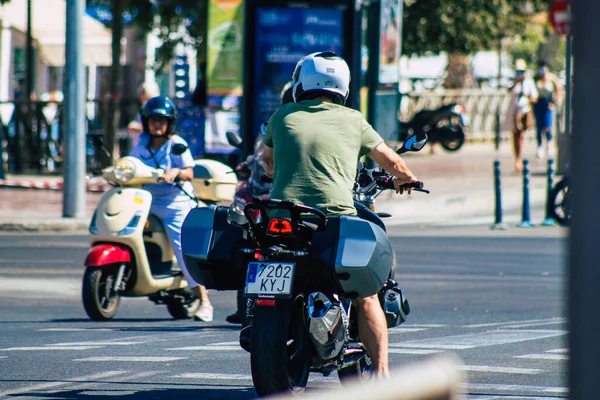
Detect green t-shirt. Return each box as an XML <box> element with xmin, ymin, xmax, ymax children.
<box><xmin>263</xmin><ymin>100</ymin><xmax>384</xmax><ymax>215</ymax></box>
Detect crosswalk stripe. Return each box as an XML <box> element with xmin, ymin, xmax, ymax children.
<box><xmin>547</xmin><ymin>348</ymin><xmax>568</xmax><ymax>353</ymax></box>
<box><xmin>459</xmin><ymin>365</ymin><xmax>544</xmax><ymax>374</ymax></box>
<box><xmin>388</xmin><ymin>328</ymin><xmax>428</xmax><ymax>334</ymax></box>
<box><xmin>388</xmin><ymin>348</ymin><xmax>440</xmax><ymax>355</ymax></box>
<box><xmin>65</xmin><ymin>371</ymin><xmax>163</xmax><ymax>391</ymax></box>
<box><xmin>463</xmin><ymin>383</ymin><xmax>568</xmax><ymax>394</ymax></box>
<box><xmin>514</xmin><ymin>354</ymin><xmax>568</xmax><ymax>361</ymax></box>
<box><xmin>73</xmin><ymin>357</ymin><xmax>186</xmax><ymax>362</ymax></box>
<box><xmin>0</xmin><ymin>371</ymin><xmax>129</xmax><ymax>397</ymax></box>
<box><xmin>465</xmin><ymin>318</ymin><xmax>565</xmax><ymax>329</ymax></box>
<box><xmin>38</xmin><ymin>328</ymin><xmax>115</xmax><ymax>332</ymax></box>
<box><xmin>388</xmin><ymin>329</ymin><xmax>566</xmax><ymax>350</ymax></box>
<box><xmin>0</xmin><ymin>346</ymin><xmax>103</xmax><ymax>351</ymax></box>
<box><xmin>173</xmin><ymin>373</ymin><xmax>252</xmax><ymax>380</ymax></box>
<box><xmin>52</xmin><ymin>342</ymin><xmax>142</xmax><ymax>346</ymax></box>
<box><xmin>166</xmin><ymin>346</ymin><xmax>241</xmax><ymax>351</ymax></box>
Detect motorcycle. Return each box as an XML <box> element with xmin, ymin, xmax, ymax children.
<box><xmin>181</xmin><ymin>134</ymin><xmax>428</xmax><ymax>397</ymax></box>
<box><xmin>548</xmin><ymin>176</ymin><xmax>570</xmax><ymax>227</ymax></box>
<box><xmin>82</xmin><ymin>145</ymin><xmax>237</xmax><ymax>321</ymax></box>
<box><xmin>400</xmin><ymin>103</ymin><xmax>467</xmax><ymax>152</ymax></box>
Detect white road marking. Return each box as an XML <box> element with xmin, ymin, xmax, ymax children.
<box><xmin>0</xmin><ymin>371</ymin><xmax>128</xmax><ymax>397</ymax></box>
<box><xmin>388</xmin><ymin>329</ymin><xmax>566</xmax><ymax>350</ymax></box>
<box><xmin>463</xmin><ymin>383</ymin><xmax>568</xmax><ymax>394</ymax></box>
<box><xmin>388</xmin><ymin>328</ymin><xmax>428</xmax><ymax>334</ymax></box>
<box><xmin>0</xmin><ymin>346</ymin><xmax>103</xmax><ymax>351</ymax></box>
<box><xmin>207</xmin><ymin>341</ymin><xmax>239</xmax><ymax>346</ymax></box>
<box><xmin>0</xmin><ymin>277</ymin><xmax>80</xmax><ymax>299</ymax></box>
<box><xmin>173</xmin><ymin>373</ymin><xmax>252</xmax><ymax>380</ymax></box>
<box><xmin>388</xmin><ymin>348</ymin><xmax>440</xmax><ymax>355</ymax></box>
<box><xmin>502</xmin><ymin>321</ymin><xmax>567</xmax><ymax>329</ymax></box>
<box><xmin>52</xmin><ymin>341</ymin><xmax>141</xmax><ymax>346</ymax></box>
<box><xmin>514</xmin><ymin>353</ymin><xmax>568</xmax><ymax>361</ymax></box>
<box><xmin>459</xmin><ymin>365</ymin><xmax>544</xmax><ymax>374</ymax></box>
<box><xmin>0</xmin><ymin>356</ymin><xmax>7</xmax><ymax>359</ymax></box>
<box><xmin>65</xmin><ymin>371</ymin><xmax>163</xmax><ymax>391</ymax></box>
<box><xmin>74</xmin><ymin>357</ymin><xmax>186</xmax><ymax>362</ymax></box>
<box><xmin>167</xmin><ymin>345</ymin><xmax>241</xmax><ymax>351</ymax></box>
<box><xmin>403</xmin><ymin>324</ymin><xmax>446</xmax><ymax>328</ymax></box>
<box><xmin>39</xmin><ymin>328</ymin><xmax>115</xmax><ymax>332</ymax></box>
<box><xmin>465</xmin><ymin>318</ymin><xmax>565</xmax><ymax>329</ymax></box>
<box><xmin>547</xmin><ymin>348</ymin><xmax>568</xmax><ymax>353</ymax></box>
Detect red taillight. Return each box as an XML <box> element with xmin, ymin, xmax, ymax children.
<box><xmin>256</xmin><ymin>299</ymin><xmax>276</xmax><ymax>307</ymax></box>
<box><xmin>454</xmin><ymin>104</ymin><xmax>465</xmax><ymax>114</ymax></box>
<box><xmin>267</xmin><ymin>218</ymin><xmax>293</xmax><ymax>235</ymax></box>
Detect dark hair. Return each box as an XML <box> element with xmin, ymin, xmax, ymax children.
<box><xmin>296</xmin><ymin>90</ymin><xmax>340</xmax><ymax>104</ymax></box>
<box><xmin>537</xmin><ymin>60</ymin><xmax>549</xmax><ymax>69</ymax></box>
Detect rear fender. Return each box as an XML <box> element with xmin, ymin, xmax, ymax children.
<box><xmin>85</xmin><ymin>244</ymin><xmax>131</xmax><ymax>267</ymax></box>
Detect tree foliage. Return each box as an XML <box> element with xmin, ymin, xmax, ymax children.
<box><xmin>402</xmin><ymin>0</ymin><xmax>551</xmax><ymax>56</ymax></box>
<box><xmin>86</xmin><ymin>0</ymin><xmax>206</xmax><ymax>72</ymax></box>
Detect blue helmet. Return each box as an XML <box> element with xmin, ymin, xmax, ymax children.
<box><xmin>141</xmin><ymin>96</ymin><xmax>177</xmax><ymax>135</ymax></box>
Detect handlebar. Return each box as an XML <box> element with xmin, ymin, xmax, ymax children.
<box><xmin>378</xmin><ymin>177</ymin><xmax>429</xmax><ymax>193</ymax></box>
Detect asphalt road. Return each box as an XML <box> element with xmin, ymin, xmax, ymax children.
<box><xmin>0</xmin><ymin>226</ymin><xmax>568</xmax><ymax>399</ymax></box>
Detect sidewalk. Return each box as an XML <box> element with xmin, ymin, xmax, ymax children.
<box><xmin>0</xmin><ymin>140</ymin><xmax>561</xmax><ymax>232</ymax></box>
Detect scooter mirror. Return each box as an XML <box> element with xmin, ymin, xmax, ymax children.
<box><xmin>226</xmin><ymin>131</ymin><xmax>244</xmax><ymax>149</ymax></box>
<box><xmin>397</xmin><ymin>134</ymin><xmax>428</xmax><ymax>155</ymax></box>
<box><xmin>172</xmin><ymin>143</ymin><xmax>189</xmax><ymax>155</ymax></box>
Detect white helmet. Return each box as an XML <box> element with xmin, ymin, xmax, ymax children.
<box><xmin>291</xmin><ymin>51</ymin><xmax>350</xmax><ymax>105</ymax></box>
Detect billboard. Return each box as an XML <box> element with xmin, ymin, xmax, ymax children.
<box><xmin>379</xmin><ymin>0</ymin><xmax>402</xmax><ymax>85</ymax></box>
<box><xmin>251</xmin><ymin>7</ymin><xmax>344</xmax><ymax>136</ymax></box>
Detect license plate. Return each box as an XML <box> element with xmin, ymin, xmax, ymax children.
<box><xmin>244</xmin><ymin>262</ymin><xmax>295</xmax><ymax>298</ymax></box>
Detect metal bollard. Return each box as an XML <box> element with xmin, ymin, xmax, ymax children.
<box><xmin>517</xmin><ymin>159</ymin><xmax>535</xmax><ymax>228</ymax></box>
<box><xmin>541</xmin><ymin>158</ymin><xmax>558</xmax><ymax>226</ymax></box>
<box><xmin>490</xmin><ymin>160</ymin><xmax>507</xmax><ymax>230</ymax></box>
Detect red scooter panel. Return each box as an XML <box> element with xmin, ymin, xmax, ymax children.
<box><xmin>85</xmin><ymin>244</ymin><xmax>131</xmax><ymax>267</ymax></box>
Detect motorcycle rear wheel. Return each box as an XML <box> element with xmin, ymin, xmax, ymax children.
<box><xmin>250</xmin><ymin>303</ymin><xmax>310</xmax><ymax>397</ymax></box>
<box><xmin>337</xmin><ymin>355</ymin><xmax>373</xmax><ymax>384</ymax></box>
<box><xmin>439</xmin><ymin>127</ymin><xmax>465</xmax><ymax>152</ymax></box>
<box><xmin>166</xmin><ymin>297</ymin><xmax>200</xmax><ymax>319</ymax></box>
<box><xmin>82</xmin><ymin>266</ymin><xmax>121</xmax><ymax>321</ymax></box>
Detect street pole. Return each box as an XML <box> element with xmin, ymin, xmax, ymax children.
<box><xmin>26</xmin><ymin>0</ymin><xmax>33</xmax><ymax>99</ymax></box>
<box><xmin>569</xmin><ymin>0</ymin><xmax>600</xmax><ymax>398</ymax></box>
<box><xmin>62</xmin><ymin>0</ymin><xmax>86</xmax><ymax>218</ymax></box>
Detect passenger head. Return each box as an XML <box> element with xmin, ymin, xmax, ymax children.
<box><xmin>291</xmin><ymin>51</ymin><xmax>350</xmax><ymax>105</ymax></box>
<box><xmin>280</xmin><ymin>80</ymin><xmax>294</xmax><ymax>105</ymax></box>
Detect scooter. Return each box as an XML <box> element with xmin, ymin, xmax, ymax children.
<box><xmin>400</xmin><ymin>103</ymin><xmax>468</xmax><ymax>152</ymax></box>
<box><xmin>82</xmin><ymin>145</ymin><xmax>237</xmax><ymax>321</ymax></box>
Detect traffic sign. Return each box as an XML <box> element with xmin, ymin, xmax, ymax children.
<box><xmin>549</xmin><ymin>0</ymin><xmax>572</xmax><ymax>36</ymax></box>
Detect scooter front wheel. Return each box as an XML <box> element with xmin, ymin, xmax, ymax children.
<box><xmin>82</xmin><ymin>265</ymin><xmax>122</xmax><ymax>321</ymax></box>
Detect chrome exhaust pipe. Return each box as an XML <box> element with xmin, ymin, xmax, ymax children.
<box><xmin>306</xmin><ymin>292</ymin><xmax>348</xmax><ymax>361</ymax></box>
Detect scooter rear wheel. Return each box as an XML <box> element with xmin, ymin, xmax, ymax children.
<box><xmin>82</xmin><ymin>266</ymin><xmax>121</xmax><ymax>321</ymax></box>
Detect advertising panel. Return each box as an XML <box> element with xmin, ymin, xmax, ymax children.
<box><xmin>251</xmin><ymin>7</ymin><xmax>344</xmax><ymax>136</ymax></box>
<box><xmin>379</xmin><ymin>0</ymin><xmax>401</xmax><ymax>85</ymax></box>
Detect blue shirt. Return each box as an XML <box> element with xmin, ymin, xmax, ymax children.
<box><xmin>129</xmin><ymin>133</ymin><xmax>195</xmax><ymax>206</ymax></box>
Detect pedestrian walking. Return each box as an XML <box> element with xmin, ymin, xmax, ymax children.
<box><xmin>502</xmin><ymin>59</ymin><xmax>538</xmax><ymax>172</ymax></box>
<box><xmin>533</xmin><ymin>61</ymin><xmax>561</xmax><ymax>159</ymax></box>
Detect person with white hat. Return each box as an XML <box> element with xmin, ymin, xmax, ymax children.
<box><xmin>502</xmin><ymin>59</ymin><xmax>538</xmax><ymax>172</ymax></box>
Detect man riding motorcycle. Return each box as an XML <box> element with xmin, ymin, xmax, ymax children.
<box><xmin>262</xmin><ymin>51</ymin><xmax>419</xmax><ymax>378</ymax></box>
<box><xmin>129</xmin><ymin>96</ymin><xmax>213</xmax><ymax>322</ymax></box>
<box><xmin>226</xmin><ymin>81</ymin><xmax>295</xmax><ymax>325</ymax></box>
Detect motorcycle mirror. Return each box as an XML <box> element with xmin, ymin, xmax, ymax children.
<box><xmin>226</xmin><ymin>131</ymin><xmax>243</xmax><ymax>149</ymax></box>
<box><xmin>260</xmin><ymin>122</ymin><xmax>268</xmax><ymax>137</ymax></box>
<box><xmin>172</xmin><ymin>143</ymin><xmax>188</xmax><ymax>155</ymax></box>
<box><xmin>397</xmin><ymin>134</ymin><xmax>428</xmax><ymax>154</ymax></box>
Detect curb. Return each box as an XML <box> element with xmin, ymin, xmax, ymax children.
<box><xmin>0</xmin><ymin>178</ymin><xmax>110</xmax><ymax>192</ymax></box>
<box><xmin>0</xmin><ymin>219</ymin><xmax>90</xmax><ymax>233</ymax></box>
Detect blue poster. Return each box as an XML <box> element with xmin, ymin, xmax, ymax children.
<box><xmin>252</xmin><ymin>8</ymin><xmax>344</xmax><ymax>137</ymax></box>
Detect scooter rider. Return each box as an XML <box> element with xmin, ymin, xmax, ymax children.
<box><xmin>129</xmin><ymin>96</ymin><xmax>214</xmax><ymax>322</ymax></box>
<box><xmin>262</xmin><ymin>52</ymin><xmax>418</xmax><ymax>378</ymax></box>
<box><xmin>226</xmin><ymin>80</ymin><xmax>295</xmax><ymax>325</ymax></box>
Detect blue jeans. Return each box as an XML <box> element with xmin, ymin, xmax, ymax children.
<box><xmin>533</xmin><ymin>98</ymin><xmax>554</xmax><ymax>146</ymax></box>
